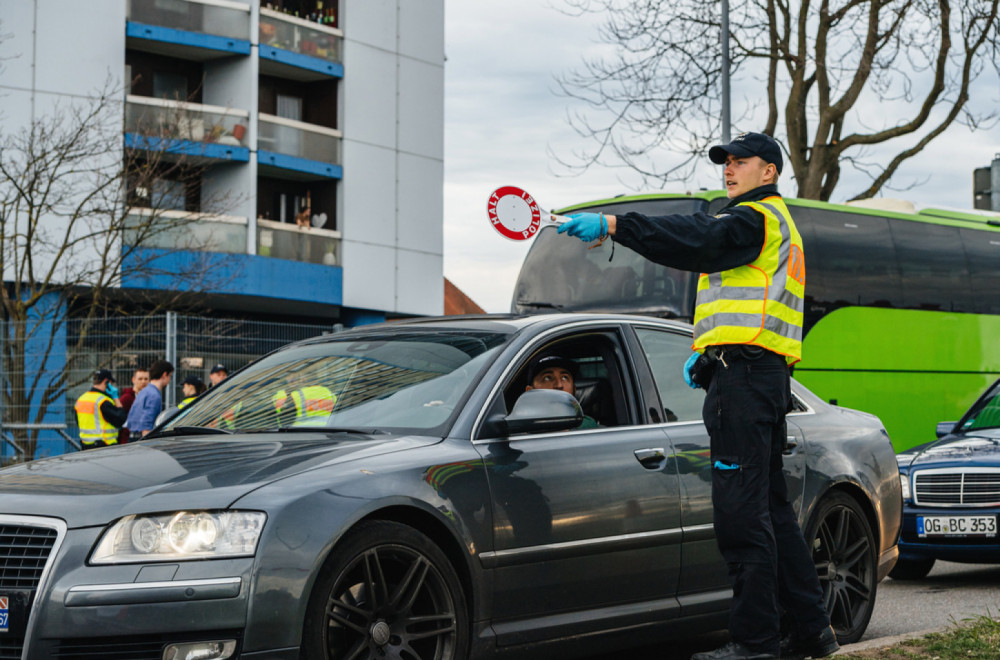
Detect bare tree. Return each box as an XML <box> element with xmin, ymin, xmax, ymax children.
<box><xmin>0</xmin><ymin>83</ymin><xmax>241</xmax><ymax>462</ymax></box>
<box><xmin>556</xmin><ymin>0</ymin><xmax>1000</xmax><ymax>201</ymax></box>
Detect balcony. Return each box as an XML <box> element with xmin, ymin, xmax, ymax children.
<box><xmin>125</xmin><ymin>209</ymin><xmax>248</xmax><ymax>253</ymax></box>
<box><xmin>257</xmin><ymin>219</ymin><xmax>340</xmax><ymax>266</ymax></box>
<box><xmin>257</xmin><ymin>114</ymin><xmax>342</xmax><ymax>179</ymax></box>
<box><xmin>125</xmin><ymin>95</ymin><xmax>251</xmax><ymax>162</ymax></box>
<box><xmin>127</xmin><ymin>0</ymin><xmax>252</xmax><ymax>59</ymax></box>
<box><xmin>259</xmin><ymin>8</ymin><xmax>344</xmax><ymax>81</ymax></box>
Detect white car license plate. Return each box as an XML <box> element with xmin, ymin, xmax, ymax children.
<box><xmin>918</xmin><ymin>515</ymin><xmax>997</xmax><ymax>537</ymax></box>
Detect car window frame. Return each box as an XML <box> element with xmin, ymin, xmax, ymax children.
<box><xmin>472</xmin><ymin>321</ymin><xmax>643</xmax><ymax>442</ymax></box>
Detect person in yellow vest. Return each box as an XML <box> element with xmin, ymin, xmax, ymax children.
<box><xmin>273</xmin><ymin>374</ymin><xmax>336</xmax><ymax>427</ymax></box>
<box><xmin>75</xmin><ymin>369</ymin><xmax>127</xmax><ymax>450</ymax></box>
<box><xmin>558</xmin><ymin>132</ymin><xmax>836</xmax><ymax>660</ymax></box>
<box><xmin>177</xmin><ymin>375</ymin><xmax>207</xmax><ymax>409</ymax></box>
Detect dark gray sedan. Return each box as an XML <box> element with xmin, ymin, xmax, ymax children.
<box><xmin>0</xmin><ymin>314</ymin><xmax>899</xmax><ymax>659</ymax></box>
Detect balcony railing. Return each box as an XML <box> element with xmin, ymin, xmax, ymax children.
<box><xmin>125</xmin><ymin>209</ymin><xmax>248</xmax><ymax>254</ymax></box>
<box><xmin>257</xmin><ymin>219</ymin><xmax>340</xmax><ymax>266</ymax></box>
<box><xmin>127</xmin><ymin>0</ymin><xmax>251</xmax><ymax>42</ymax></box>
<box><xmin>125</xmin><ymin>95</ymin><xmax>250</xmax><ymax>159</ymax></box>
<box><xmin>259</xmin><ymin>8</ymin><xmax>343</xmax><ymax>67</ymax></box>
<box><xmin>258</xmin><ymin>114</ymin><xmax>341</xmax><ymax>168</ymax></box>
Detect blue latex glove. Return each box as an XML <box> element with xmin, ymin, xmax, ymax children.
<box><xmin>557</xmin><ymin>212</ymin><xmax>606</xmax><ymax>243</ymax></box>
<box><xmin>683</xmin><ymin>351</ymin><xmax>700</xmax><ymax>389</ymax></box>
<box><xmin>106</xmin><ymin>383</ymin><xmax>119</xmax><ymax>399</ymax></box>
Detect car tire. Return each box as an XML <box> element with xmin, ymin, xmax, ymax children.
<box><xmin>302</xmin><ymin>520</ymin><xmax>469</xmax><ymax>660</ymax></box>
<box><xmin>888</xmin><ymin>557</ymin><xmax>935</xmax><ymax>581</ymax></box>
<box><xmin>804</xmin><ymin>491</ymin><xmax>878</xmax><ymax>645</ymax></box>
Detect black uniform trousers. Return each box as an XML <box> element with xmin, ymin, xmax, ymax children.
<box><xmin>701</xmin><ymin>346</ymin><xmax>829</xmax><ymax>655</ymax></box>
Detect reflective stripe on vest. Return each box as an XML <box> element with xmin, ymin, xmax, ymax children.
<box><xmin>75</xmin><ymin>391</ymin><xmax>118</xmax><ymax>445</ymax></box>
<box><xmin>692</xmin><ymin>197</ymin><xmax>805</xmax><ymax>364</ymax></box>
<box><xmin>274</xmin><ymin>386</ymin><xmax>336</xmax><ymax>426</ymax></box>
<box><xmin>177</xmin><ymin>396</ymin><xmax>195</xmax><ymax>409</ymax></box>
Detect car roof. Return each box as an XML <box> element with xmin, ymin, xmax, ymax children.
<box><xmin>298</xmin><ymin>312</ymin><xmax>694</xmax><ymax>345</ymax></box>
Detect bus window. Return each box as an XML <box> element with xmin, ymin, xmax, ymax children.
<box><xmin>513</xmin><ymin>198</ymin><xmax>706</xmax><ymax>318</ymax></box>
<box><xmin>961</xmin><ymin>228</ymin><xmax>1000</xmax><ymax>314</ymax></box>
<box><xmin>889</xmin><ymin>220</ymin><xmax>973</xmax><ymax>312</ymax></box>
<box><xmin>795</xmin><ymin>206</ymin><xmax>902</xmax><ymax>308</ymax></box>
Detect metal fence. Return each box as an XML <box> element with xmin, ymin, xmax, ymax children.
<box><xmin>1</xmin><ymin>313</ymin><xmax>340</xmax><ymax>461</ymax></box>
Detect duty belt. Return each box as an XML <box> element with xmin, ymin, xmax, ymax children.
<box><xmin>704</xmin><ymin>344</ymin><xmax>773</xmax><ymax>367</ymax></box>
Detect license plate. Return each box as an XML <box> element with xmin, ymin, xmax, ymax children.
<box><xmin>918</xmin><ymin>515</ymin><xmax>997</xmax><ymax>537</ymax></box>
<box><xmin>0</xmin><ymin>596</ymin><xmax>7</xmax><ymax>633</ymax></box>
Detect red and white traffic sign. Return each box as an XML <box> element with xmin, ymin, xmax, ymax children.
<box><xmin>487</xmin><ymin>186</ymin><xmax>568</xmax><ymax>241</ymax></box>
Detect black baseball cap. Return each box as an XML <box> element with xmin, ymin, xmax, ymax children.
<box><xmin>182</xmin><ymin>375</ymin><xmax>205</xmax><ymax>387</ymax></box>
<box><xmin>93</xmin><ymin>369</ymin><xmax>115</xmax><ymax>383</ymax></box>
<box><xmin>709</xmin><ymin>132</ymin><xmax>784</xmax><ymax>174</ymax></box>
<box><xmin>210</xmin><ymin>363</ymin><xmax>227</xmax><ymax>374</ymax></box>
<box><xmin>528</xmin><ymin>355</ymin><xmax>578</xmax><ymax>381</ymax></box>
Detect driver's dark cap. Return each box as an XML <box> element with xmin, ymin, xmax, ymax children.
<box><xmin>528</xmin><ymin>355</ymin><xmax>578</xmax><ymax>381</ymax></box>
<box><xmin>709</xmin><ymin>132</ymin><xmax>784</xmax><ymax>174</ymax></box>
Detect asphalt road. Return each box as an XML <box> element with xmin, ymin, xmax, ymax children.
<box><xmin>585</xmin><ymin>561</ymin><xmax>1000</xmax><ymax>659</ymax></box>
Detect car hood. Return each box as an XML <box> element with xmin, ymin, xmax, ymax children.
<box><xmin>900</xmin><ymin>429</ymin><xmax>1000</xmax><ymax>469</ymax></box>
<box><xmin>0</xmin><ymin>433</ymin><xmax>439</xmax><ymax>527</ymax></box>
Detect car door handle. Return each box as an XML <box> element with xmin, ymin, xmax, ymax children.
<box><xmin>783</xmin><ymin>436</ymin><xmax>798</xmax><ymax>455</ymax></box>
<box><xmin>634</xmin><ymin>448</ymin><xmax>666</xmax><ymax>469</ymax></box>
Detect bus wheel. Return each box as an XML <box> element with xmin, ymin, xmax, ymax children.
<box><xmin>804</xmin><ymin>492</ymin><xmax>877</xmax><ymax>645</ymax></box>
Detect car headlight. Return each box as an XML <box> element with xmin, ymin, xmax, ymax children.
<box><xmin>899</xmin><ymin>473</ymin><xmax>911</xmax><ymax>501</ymax></box>
<box><xmin>91</xmin><ymin>511</ymin><xmax>266</xmax><ymax>564</ymax></box>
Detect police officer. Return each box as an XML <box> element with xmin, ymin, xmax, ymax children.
<box><xmin>75</xmin><ymin>369</ymin><xmax>127</xmax><ymax>450</ymax></box>
<box><xmin>558</xmin><ymin>132</ymin><xmax>837</xmax><ymax>660</ymax></box>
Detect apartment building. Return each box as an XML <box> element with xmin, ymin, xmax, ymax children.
<box><xmin>0</xmin><ymin>0</ymin><xmax>445</xmax><ymax>324</ymax></box>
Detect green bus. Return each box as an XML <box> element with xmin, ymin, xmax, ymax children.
<box><xmin>512</xmin><ymin>191</ymin><xmax>1000</xmax><ymax>452</ymax></box>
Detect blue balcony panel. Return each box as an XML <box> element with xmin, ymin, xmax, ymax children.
<box><xmin>126</xmin><ymin>133</ymin><xmax>250</xmax><ymax>162</ymax></box>
<box><xmin>260</xmin><ymin>45</ymin><xmax>344</xmax><ymax>79</ymax></box>
<box><xmin>122</xmin><ymin>248</ymin><xmax>343</xmax><ymax>307</ymax></box>
<box><xmin>127</xmin><ymin>21</ymin><xmax>251</xmax><ymax>57</ymax></box>
<box><xmin>258</xmin><ymin>150</ymin><xmax>342</xmax><ymax>179</ymax></box>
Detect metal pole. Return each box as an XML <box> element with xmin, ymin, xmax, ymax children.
<box><xmin>0</xmin><ymin>318</ymin><xmax>5</xmax><ymax>448</ymax></box>
<box><xmin>165</xmin><ymin>312</ymin><xmax>177</xmax><ymax>408</ymax></box>
<box><xmin>721</xmin><ymin>0</ymin><xmax>731</xmax><ymax>144</ymax></box>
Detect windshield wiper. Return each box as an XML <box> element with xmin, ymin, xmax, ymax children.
<box><xmin>270</xmin><ymin>426</ymin><xmax>386</xmax><ymax>435</ymax></box>
<box><xmin>148</xmin><ymin>425</ymin><xmax>234</xmax><ymax>439</ymax></box>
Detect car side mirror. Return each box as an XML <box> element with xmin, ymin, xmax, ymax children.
<box><xmin>492</xmin><ymin>389</ymin><xmax>584</xmax><ymax>436</ymax></box>
<box><xmin>155</xmin><ymin>405</ymin><xmax>181</xmax><ymax>429</ymax></box>
<box><xmin>935</xmin><ymin>421</ymin><xmax>957</xmax><ymax>438</ymax></box>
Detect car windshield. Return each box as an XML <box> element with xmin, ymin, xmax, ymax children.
<box><xmin>161</xmin><ymin>330</ymin><xmax>510</xmax><ymax>435</ymax></box>
<box><xmin>959</xmin><ymin>382</ymin><xmax>1000</xmax><ymax>432</ymax></box>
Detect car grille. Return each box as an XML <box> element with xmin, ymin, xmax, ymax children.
<box><xmin>914</xmin><ymin>469</ymin><xmax>1000</xmax><ymax>506</ymax></box>
<box><xmin>0</xmin><ymin>519</ymin><xmax>62</xmax><ymax>660</ymax></box>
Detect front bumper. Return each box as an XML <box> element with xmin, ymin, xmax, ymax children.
<box><xmin>897</xmin><ymin>504</ymin><xmax>1000</xmax><ymax>564</ymax></box>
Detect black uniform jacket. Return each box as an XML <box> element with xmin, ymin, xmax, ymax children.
<box><xmin>612</xmin><ymin>184</ymin><xmax>780</xmax><ymax>274</ymax></box>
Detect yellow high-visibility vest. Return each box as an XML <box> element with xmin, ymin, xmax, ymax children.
<box><xmin>692</xmin><ymin>196</ymin><xmax>805</xmax><ymax>364</ymax></box>
<box><xmin>273</xmin><ymin>386</ymin><xmax>336</xmax><ymax>426</ymax></box>
<box><xmin>75</xmin><ymin>390</ymin><xmax>118</xmax><ymax>445</ymax></box>
<box><xmin>178</xmin><ymin>396</ymin><xmax>196</xmax><ymax>409</ymax></box>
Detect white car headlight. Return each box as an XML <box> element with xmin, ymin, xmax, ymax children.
<box><xmin>899</xmin><ymin>474</ymin><xmax>911</xmax><ymax>501</ymax></box>
<box><xmin>91</xmin><ymin>511</ymin><xmax>266</xmax><ymax>564</ymax></box>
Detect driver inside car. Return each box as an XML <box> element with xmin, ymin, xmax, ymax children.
<box><xmin>523</xmin><ymin>354</ymin><xmax>599</xmax><ymax>429</ymax></box>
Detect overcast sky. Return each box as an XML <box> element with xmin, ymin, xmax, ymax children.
<box><xmin>442</xmin><ymin>1</ymin><xmax>1000</xmax><ymax>313</ymax></box>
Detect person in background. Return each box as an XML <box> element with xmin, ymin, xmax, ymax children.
<box><xmin>177</xmin><ymin>375</ymin><xmax>207</xmax><ymax>409</ymax></box>
<box><xmin>117</xmin><ymin>367</ymin><xmax>150</xmax><ymax>444</ymax></box>
<box><xmin>75</xmin><ymin>369</ymin><xmax>127</xmax><ymax>450</ymax></box>
<box><xmin>126</xmin><ymin>360</ymin><xmax>174</xmax><ymax>438</ymax></box>
<box><xmin>209</xmin><ymin>363</ymin><xmax>228</xmax><ymax>387</ymax></box>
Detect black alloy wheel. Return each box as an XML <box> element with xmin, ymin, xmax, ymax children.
<box><xmin>805</xmin><ymin>492</ymin><xmax>878</xmax><ymax>645</ymax></box>
<box><xmin>303</xmin><ymin>520</ymin><xmax>469</xmax><ymax>660</ymax></box>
